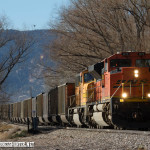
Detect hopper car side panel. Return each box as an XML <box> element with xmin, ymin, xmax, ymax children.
<box><xmin>24</xmin><ymin>100</ymin><xmax>28</xmax><ymax>122</ymax></box>
<box><xmin>43</xmin><ymin>93</ymin><xmax>49</xmax><ymax>123</ymax></box>
<box><xmin>27</xmin><ymin>98</ymin><xmax>32</xmax><ymax>122</ymax></box>
<box><xmin>37</xmin><ymin>94</ymin><xmax>45</xmax><ymax>124</ymax></box>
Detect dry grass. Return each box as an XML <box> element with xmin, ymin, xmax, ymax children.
<box><xmin>10</xmin><ymin>130</ymin><xmax>29</xmax><ymax>139</ymax></box>
<box><xmin>0</xmin><ymin>123</ymin><xmax>14</xmax><ymax>140</ymax></box>
<box><xmin>0</xmin><ymin>123</ymin><xmax>12</xmax><ymax>132</ymax></box>
<box><xmin>0</xmin><ymin>122</ymin><xmax>29</xmax><ymax>140</ymax></box>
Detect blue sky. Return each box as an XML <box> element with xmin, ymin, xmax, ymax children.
<box><xmin>0</xmin><ymin>0</ymin><xmax>70</xmax><ymax>30</ymax></box>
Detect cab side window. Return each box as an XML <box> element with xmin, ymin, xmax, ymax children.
<box><xmin>84</xmin><ymin>73</ymin><xmax>94</xmax><ymax>83</ymax></box>
<box><xmin>110</xmin><ymin>59</ymin><xmax>131</xmax><ymax>67</ymax></box>
<box><xmin>136</xmin><ymin>59</ymin><xmax>150</xmax><ymax>67</ymax></box>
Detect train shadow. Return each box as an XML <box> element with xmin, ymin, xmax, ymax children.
<box><xmin>28</xmin><ymin>125</ymin><xmax>65</xmax><ymax>135</ymax></box>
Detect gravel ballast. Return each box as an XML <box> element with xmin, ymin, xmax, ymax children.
<box><xmin>1</xmin><ymin>128</ymin><xmax>150</xmax><ymax>150</ymax></box>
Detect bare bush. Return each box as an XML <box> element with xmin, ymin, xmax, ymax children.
<box><xmin>0</xmin><ymin>15</ymin><xmax>35</xmax><ymax>102</ymax></box>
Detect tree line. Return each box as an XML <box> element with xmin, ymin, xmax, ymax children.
<box><xmin>43</xmin><ymin>0</ymin><xmax>150</xmax><ymax>87</ymax></box>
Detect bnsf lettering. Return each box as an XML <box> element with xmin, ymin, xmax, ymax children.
<box><xmin>113</xmin><ymin>79</ymin><xmax>150</xmax><ymax>88</ymax></box>
<box><xmin>116</xmin><ymin>80</ymin><xmax>121</xmax><ymax>84</ymax></box>
<box><xmin>115</xmin><ymin>79</ymin><xmax>149</xmax><ymax>84</ymax></box>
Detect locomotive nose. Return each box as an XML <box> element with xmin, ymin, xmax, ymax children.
<box><xmin>120</xmin><ymin>67</ymin><xmax>150</xmax><ymax>100</ymax></box>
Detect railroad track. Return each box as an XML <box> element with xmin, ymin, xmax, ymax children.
<box><xmin>38</xmin><ymin>125</ymin><xmax>150</xmax><ymax>136</ymax></box>
<box><xmin>66</xmin><ymin>127</ymin><xmax>150</xmax><ymax>135</ymax></box>
<box><xmin>2</xmin><ymin>121</ymin><xmax>150</xmax><ymax>136</ymax></box>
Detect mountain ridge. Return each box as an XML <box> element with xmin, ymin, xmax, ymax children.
<box><xmin>3</xmin><ymin>29</ymin><xmax>57</xmax><ymax>102</ymax></box>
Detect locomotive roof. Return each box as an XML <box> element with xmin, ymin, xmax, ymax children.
<box><xmin>81</xmin><ymin>52</ymin><xmax>150</xmax><ymax>75</ymax></box>
<box><xmin>107</xmin><ymin>52</ymin><xmax>149</xmax><ymax>59</ymax></box>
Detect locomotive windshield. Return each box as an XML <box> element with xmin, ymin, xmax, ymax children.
<box><xmin>84</xmin><ymin>73</ymin><xmax>94</xmax><ymax>83</ymax></box>
<box><xmin>110</xmin><ymin>59</ymin><xmax>131</xmax><ymax>67</ymax></box>
<box><xmin>136</xmin><ymin>59</ymin><xmax>150</xmax><ymax>67</ymax></box>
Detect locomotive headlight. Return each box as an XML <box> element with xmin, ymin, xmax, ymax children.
<box><xmin>122</xmin><ymin>93</ymin><xmax>127</xmax><ymax>98</ymax></box>
<box><xmin>134</xmin><ymin>70</ymin><xmax>139</xmax><ymax>78</ymax></box>
<box><xmin>148</xmin><ymin>93</ymin><xmax>150</xmax><ymax>98</ymax></box>
<box><xmin>134</xmin><ymin>73</ymin><xmax>139</xmax><ymax>78</ymax></box>
<box><xmin>134</xmin><ymin>70</ymin><xmax>138</xmax><ymax>74</ymax></box>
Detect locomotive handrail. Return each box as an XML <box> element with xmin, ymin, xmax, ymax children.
<box><xmin>87</xmin><ymin>91</ymin><xmax>94</xmax><ymax>102</ymax></box>
<box><xmin>68</xmin><ymin>80</ymin><xmax>145</xmax><ymax>106</ymax></box>
<box><xmin>110</xmin><ymin>83</ymin><xmax>122</xmax><ymax>99</ymax></box>
<box><xmin>68</xmin><ymin>95</ymin><xmax>76</xmax><ymax>108</ymax></box>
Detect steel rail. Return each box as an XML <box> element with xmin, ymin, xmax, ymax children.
<box><xmin>2</xmin><ymin>121</ymin><xmax>150</xmax><ymax>135</ymax></box>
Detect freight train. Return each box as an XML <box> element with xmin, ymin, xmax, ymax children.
<box><xmin>1</xmin><ymin>52</ymin><xmax>150</xmax><ymax>130</ymax></box>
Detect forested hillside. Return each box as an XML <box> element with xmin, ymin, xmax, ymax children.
<box><xmin>3</xmin><ymin>30</ymin><xmax>57</xmax><ymax>102</ymax></box>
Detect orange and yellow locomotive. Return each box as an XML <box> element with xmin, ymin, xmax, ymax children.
<box><xmin>69</xmin><ymin>52</ymin><xmax>150</xmax><ymax>129</ymax></box>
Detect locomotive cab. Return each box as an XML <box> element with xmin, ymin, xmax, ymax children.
<box><xmin>94</xmin><ymin>52</ymin><xmax>150</xmax><ymax>129</ymax></box>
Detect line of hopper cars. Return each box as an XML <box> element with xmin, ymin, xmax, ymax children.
<box><xmin>1</xmin><ymin>52</ymin><xmax>150</xmax><ymax>130</ymax></box>
<box><xmin>0</xmin><ymin>83</ymin><xmax>75</xmax><ymax>126</ymax></box>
